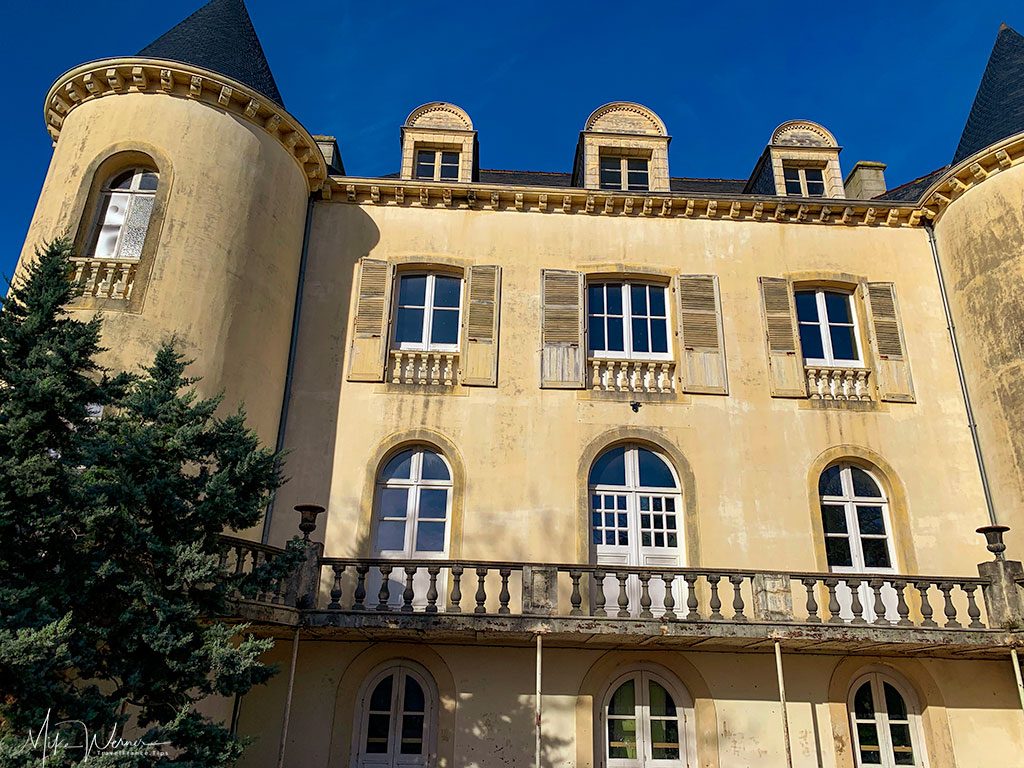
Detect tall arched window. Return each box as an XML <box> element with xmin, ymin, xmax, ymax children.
<box><xmin>602</xmin><ymin>667</ymin><xmax>693</xmax><ymax>767</ymax></box>
<box><xmin>372</xmin><ymin>446</ymin><xmax>453</xmax><ymax>609</ymax></box>
<box><xmin>355</xmin><ymin>662</ymin><xmax>436</xmax><ymax>768</ymax></box>
<box><xmin>849</xmin><ymin>672</ymin><xmax>925</xmax><ymax>767</ymax></box>
<box><xmin>819</xmin><ymin>462</ymin><xmax>898</xmax><ymax>621</ymax></box>
<box><xmin>590</xmin><ymin>444</ymin><xmax>683</xmax><ymax>616</ymax></box>
<box><xmin>87</xmin><ymin>168</ymin><xmax>159</xmax><ymax>260</ymax></box>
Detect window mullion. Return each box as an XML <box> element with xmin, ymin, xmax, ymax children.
<box><xmin>622</xmin><ymin>284</ymin><xmax>633</xmax><ymax>358</ymax></box>
<box><xmin>422</xmin><ymin>275</ymin><xmax>434</xmax><ymax>348</ymax></box>
<box><xmin>816</xmin><ymin>291</ymin><xmax>835</xmax><ymax>364</ymax></box>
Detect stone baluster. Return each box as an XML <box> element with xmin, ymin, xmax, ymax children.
<box><xmin>915</xmin><ymin>581</ymin><xmax>937</xmax><ymax>627</ymax></box>
<box><xmin>940</xmin><ymin>582</ymin><xmax>960</xmax><ymax>628</ymax></box>
<box><xmin>417</xmin><ymin>353</ymin><xmax>429</xmax><ymax>384</ymax></box>
<box><xmin>391</xmin><ymin>353</ymin><xmax>403</xmax><ymax>383</ymax></box>
<box><xmin>449</xmin><ymin>565</ymin><xmax>463</xmax><ymax>613</ymax></box>
<box><xmin>426</xmin><ymin>566</ymin><xmax>440</xmax><ymax>613</ymax></box>
<box><xmin>569</xmin><ymin>570</ymin><xmax>583</xmax><ymax>615</ymax></box>
<box><xmin>661</xmin><ymin>573</ymin><xmax>676</xmax><ymax>619</ymax></box>
<box><xmin>802</xmin><ymin>578</ymin><xmax>821</xmax><ymax>623</ymax></box>
<box><xmin>807</xmin><ymin>368</ymin><xmax>821</xmax><ymax>399</ymax></box>
<box><xmin>893</xmin><ymin>580</ymin><xmax>912</xmax><ymax>626</ymax></box>
<box><xmin>730</xmin><ymin>575</ymin><xmax>747</xmax><ymax>621</ymax></box>
<box><xmin>638</xmin><ymin>572</ymin><xmax>653</xmax><ymax>619</ymax></box>
<box><xmin>825</xmin><ymin>578</ymin><xmax>842</xmax><ymax>624</ymax></box>
<box><xmin>353</xmin><ymin>565</ymin><xmax>369</xmax><ymax>611</ymax></box>
<box><xmin>401</xmin><ymin>566</ymin><xmax>416</xmax><ymax>612</ymax></box>
<box><xmin>328</xmin><ymin>564</ymin><xmax>345</xmax><ymax>609</ymax></box>
<box><xmin>870</xmin><ymin>579</ymin><xmax>888</xmax><ymax>625</ymax></box>
<box><xmin>963</xmin><ymin>583</ymin><xmax>983</xmax><ymax>628</ymax></box>
<box><xmin>593</xmin><ymin>570</ymin><xmax>607</xmax><ymax>617</ymax></box>
<box><xmin>498</xmin><ymin>567</ymin><xmax>512</xmax><ymax>615</ymax></box>
<box><xmin>616</xmin><ymin>572</ymin><xmax>630</xmax><ymax>618</ymax></box>
<box><xmin>474</xmin><ymin>567</ymin><xmax>488</xmax><ymax>614</ymax></box>
<box><xmin>707</xmin><ymin>575</ymin><xmax>724</xmax><ymax>621</ymax></box>
<box><xmin>847</xmin><ymin>578</ymin><xmax>866</xmax><ymax>624</ymax></box>
<box><xmin>404</xmin><ymin>353</ymin><xmax>415</xmax><ymax>383</ymax></box>
<box><xmin>376</xmin><ymin>564</ymin><xmax>393</xmax><ymax>611</ymax></box>
<box><xmin>591</xmin><ymin>360</ymin><xmax>602</xmax><ymax>390</ymax></box>
<box><xmin>684</xmin><ymin>575</ymin><xmax>700</xmax><ymax>620</ymax></box>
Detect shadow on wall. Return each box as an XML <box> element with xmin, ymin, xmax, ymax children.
<box><xmin>270</xmin><ymin>203</ymin><xmax>382</xmax><ymax>543</ymax></box>
<box><xmin>456</xmin><ymin>690</ymin><xmax>573</xmax><ymax>768</ymax></box>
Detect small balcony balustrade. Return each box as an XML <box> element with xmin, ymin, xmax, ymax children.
<box><xmin>389</xmin><ymin>350</ymin><xmax>458</xmax><ymax>386</ymax></box>
<box><xmin>71</xmin><ymin>257</ymin><xmax>138</xmax><ymax>301</ymax></box>
<box><xmin>590</xmin><ymin>358</ymin><xmax>676</xmax><ymax>393</ymax></box>
<box><xmin>805</xmin><ymin>366</ymin><xmax>872</xmax><ymax>400</ymax></box>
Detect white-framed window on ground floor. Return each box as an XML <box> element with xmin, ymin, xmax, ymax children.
<box><xmin>601</xmin><ymin>666</ymin><xmax>695</xmax><ymax>768</ymax></box>
<box><xmin>354</xmin><ymin>661</ymin><xmax>437</xmax><ymax>768</ymax></box>
<box><xmin>848</xmin><ymin>671</ymin><xmax>927</xmax><ymax>767</ymax></box>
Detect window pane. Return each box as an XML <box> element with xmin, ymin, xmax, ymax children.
<box><xmin>630</xmin><ymin>284</ymin><xmax>648</xmax><ymax>315</ymax></box>
<box><xmin>109</xmin><ymin>170</ymin><xmax>135</xmax><ymax>190</ymax></box>
<box><xmin>404</xmin><ymin>676</ymin><xmax>425</xmax><ymax>712</ymax></box>
<box><xmin>588</xmin><ymin>284</ymin><xmax>605</xmax><ymax>313</ymax></box>
<box><xmin>608</xmin><ymin>679</ymin><xmax>635</xmax><ymax>715</ymax></box>
<box><xmin>829</xmin><ymin>324</ymin><xmax>858</xmax><ymax>361</ymax></box>
<box><xmin>821</xmin><ymin>504</ymin><xmax>848</xmax><ymax>533</ymax></box>
<box><xmin>884</xmin><ymin>683</ymin><xmax>908</xmax><ymax>719</ymax></box>
<box><xmin>851</xmin><ymin>468</ymin><xmax>882</xmax><ymax>497</ymax></box>
<box><xmin>433</xmin><ymin>276</ymin><xmax>461</xmax><ymax>308</ymax></box>
<box><xmin>651</xmin><ymin>318</ymin><xmax>668</xmax><ymax>354</ymax></box>
<box><xmin>399</xmin><ymin>275</ymin><xmax>427</xmax><ymax>306</ymax></box>
<box><xmin>382</xmin><ymin>450</ymin><xmax>414</xmax><ymax>480</ymax></box>
<box><xmin>400</xmin><ymin>715</ymin><xmax>425</xmax><ymax>753</ymax></box>
<box><xmin>794</xmin><ymin>291</ymin><xmax>819</xmax><ymax>322</ymax></box>
<box><xmin>783</xmin><ymin>167</ymin><xmax>800</xmax><ymax>182</ymax></box>
<box><xmin>631</xmin><ymin>317</ymin><xmax>649</xmax><ymax>353</ymax></box>
<box><xmin>430</xmin><ymin>308</ymin><xmax>460</xmax><ymax>345</ymax></box>
<box><xmin>416</xmin><ymin>163</ymin><xmax>434</xmax><ymax>179</ymax></box>
<box><xmin>415</xmin><ymin>521</ymin><xmax>447</xmax><ymax>552</ymax></box>
<box><xmin>649</xmin><ymin>286</ymin><xmax>666</xmax><ymax>316</ymax></box>
<box><xmin>648</xmin><ymin>681</ymin><xmax>676</xmax><ymax>716</ymax></box>
<box><xmin>825</xmin><ymin>537</ymin><xmax>853</xmax><ymax>567</ymax></box>
<box><xmin>379</xmin><ymin>488</ymin><xmax>409</xmax><ymax>517</ymax></box>
<box><xmin>590</xmin><ymin>447</ymin><xmax>626</xmax><ymax>486</ymax></box>
<box><xmin>627</xmin><ymin>158</ymin><xmax>648</xmax><ymax>172</ymax></box>
<box><xmin>818</xmin><ymin>465</ymin><xmax>843</xmax><ymax>496</ymax></box>
<box><xmin>395</xmin><ymin>308</ymin><xmax>425</xmax><ymax>343</ymax></box>
<box><xmin>606</xmin><ymin>317</ymin><xmax>624</xmax><ymax>352</ymax></box>
<box><xmin>606</xmin><ymin>285</ymin><xmax>623</xmax><ymax>314</ymax></box>
<box><xmin>638</xmin><ymin>449</ymin><xmax>676</xmax><ymax>488</ymax></box>
<box><xmin>139</xmin><ymin>171</ymin><xmax>159</xmax><ymax>191</ymax></box>
<box><xmin>823</xmin><ymin>292</ymin><xmax>853</xmax><ymax>323</ymax></box>
<box><xmin>799</xmin><ymin>324</ymin><xmax>825</xmax><ymax>360</ymax></box>
<box><xmin>805</xmin><ymin>168</ymin><xmax>824</xmax><ymax>183</ymax></box>
<box><xmin>366</xmin><ymin>714</ymin><xmax>390</xmax><ymax>752</ymax></box>
<box><xmin>854</xmin><ymin>682</ymin><xmax>875</xmax><ymax>717</ymax></box>
<box><xmin>861</xmin><ymin>539</ymin><xmax>892</xmax><ymax>568</ymax></box>
<box><xmin>785</xmin><ymin>179</ymin><xmax>802</xmax><ymax>195</ymax></box>
<box><xmin>857</xmin><ymin>506</ymin><xmax>886</xmax><ymax>535</ymax></box>
<box><xmin>650</xmin><ymin>719</ymin><xmax>680</xmax><ymax>760</ymax></box>
<box><xmin>377</xmin><ymin>520</ymin><xmax>406</xmax><ymax>551</ymax></box>
<box><xmin>420</xmin><ymin>451</ymin><xmax>450</xmax><ymax>481</ymax></box>
<box><xmin>118</xmin><ymin>195</ymin><xmax>154</xmax><ymax>260</ymax></box>
<box><xmin>600</xmin><ymin>168</ymin><xmax>621</xmax><ymax>189</ymax></box>
<box><xmin>806</xmin><ymin>179</ymin><xmax>826</xmax><ymax>196</ymax></box>
<box><xmin>418</xmin><ymin>488</ymin><xmax>448</xmax><ymax>520</ymax></box>
<box><xmin>607</xmin><ymin>718</ymin><xmax>637</xmax><ymax>759</ymax></box>
<box><xmin>589</xmin><ymin>320</ymin><xmax>606</xmax><ymax>352</ymax></box>
<box><xmin>370</xmin><ymin>675</ymin><xmax>393</xmax><ymax>710</ymax></box>
<box><xmin>857</xmin><ymin>723</ymin><xmax>882</xmax><ymax>764</ymax></box>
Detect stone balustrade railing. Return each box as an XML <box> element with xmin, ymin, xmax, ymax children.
<box><xmin>389</xmin><ymin>350</ymin><xmax>458</xmax><ymax>386</ymax></box>
<box><xmin>590</xmin><ymin>358</ymin><xmax>676</xmax><ymax>393</ymax></box>
<box><xmin>218</xmin><ymin>535</ymin><xmax>305</xmax><ymax>607</ymax></box>
<box><xmin>71</xmin><ymin>257</ymin><xmax>138</xmax><ymax>301</ymax></box>
<box><xmin>806</xmin><ymin>366</ymin><xmax>872</xmax><ymax>401</ymax></box>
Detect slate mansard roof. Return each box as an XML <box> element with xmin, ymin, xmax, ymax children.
<box><xmin>137</xmin><ymin>0</ymin><xmax>284</xmax><ymax>107</ymax></box>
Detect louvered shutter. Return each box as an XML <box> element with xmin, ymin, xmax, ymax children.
<box><xmin>676</xmin><ymin>275</ymin><xmax>728</xmax><ymax>394</ymax></box>
<box><xmin>460</xmin><ymin>265</ymin><xmax>502</xmax><ymax>386</ymax></box>
<box><xmin>758</xmin><ymin>277</ymin><xmax>807</xmax><ymax>397</ymax></box>
<box><xmin>540</xmin><ymin>269</ymin><xmax>586</xmax><ymax>388</ymax></box>
<box><xmin>347</xmin><ymin>258</ymin><xmax>394</xmax><ymax>382</ymax></box>
<box><xmin>865</xmin><ymin>282</ymin><xmax>915</xmax><ymax>402</ymax></box>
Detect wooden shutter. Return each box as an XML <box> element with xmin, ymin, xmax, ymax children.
<box><xmin>758</xmin><ymin>276</ymin><xmax>807</xmax><ymax>397</ymax></box>
<box><xmin>865</xmin><ymin>282</ymin><xmax>915</xmax><ymax>402</ymax></box>
<box><xmin>676</xmin><ymin>275</ymin><xmax>728</xmax><ymax>394</ymax></box>
<box><xmin>347</xmin><ymin>258</ymin><xmax>393</xmax><ymax>382</ymax></box>
<box><xmin>460</xmin><ymin>265</ymin><xmax>502</xmax><ymax>386</ymax></box>
<box><xmin>540</xmin><ymin>269</ymin><xmax>585</xmax><ymax>388</ymax></box>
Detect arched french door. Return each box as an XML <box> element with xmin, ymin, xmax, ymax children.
<box><xmin>848</xmin><ymin>672</ymin><xmax>926</xmax><ymax>767</ymax></box>
<box><xmin>355</xmin><ymin>662</ymin><xmax>437</xmax><ymax>768</ymax></box>
<box><xmin>590</xmin><ymin>444</ymin><xmax>684</xmax><ymax>616</ymax></box>
<box><xmin>601</xmin><ymin>667</ymin><xmax>694</xmax><ymax>767</ymax></box>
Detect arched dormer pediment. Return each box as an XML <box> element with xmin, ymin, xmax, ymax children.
<box><xmin>771</xmin><ymin>120</ymin><xmax>838</xmax><ymax>148</ymax></box>
<box><xmin>400</xmin><ymin>101</ymin><xmax>477</xmax><ymax>183</ymax></box>
<box><xmin>573</xmin><ymin>102</ymin><xmax>671</xmax><ymax>191</ymax></box>
<box><xmin>404</xmin><ymin>101</ymin><xmax>474</xmax><ymax>132</ymax></box>
<box><xmin>584</xmin><ymin>102</ymin><xmax>668</xmax><ymax>137</ymax></box>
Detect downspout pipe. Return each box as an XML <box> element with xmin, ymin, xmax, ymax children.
<box><xmin>262</xmin><ymin>194</ymin><xmax>316</xmax><ymax>544</ymax></box>
<box><xmin>924</xmin><ymin>221</ymin><xmax>999</xmax><ymax>526</ymax></box>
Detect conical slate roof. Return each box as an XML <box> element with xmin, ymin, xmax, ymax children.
<box><xmin>137</xmin><ymin>0</ymin><xmax>284</xmax><ymax>107</ymax></box>
<box><xmin>953</xmin><ymin>24</ymin><xmax>1024</xmax><ymax>164</ymax></box>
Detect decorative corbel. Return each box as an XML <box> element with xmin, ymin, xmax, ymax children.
<box><xmin>395</xmin><ymin>187</ymin><xmax>405</xmax><ymax>205</ymax></box>
<box><xmin>444</xmin><ymin>189</ymin><xmax>454</xmax><ymax>207</ymax></box>
<box><xmin>539</xmin><ymin>193</ymin><xmax>548</xmax><ymax>212</ymax></box>
<box><xmin>264</xmin><ymin>114</ymin><xmax>281</xmax><ymax>133</ymax></box>
<box><xmin>729</xmin><ymin>201</ymin><xmax>741</xmax><ymax>219</ymax></box>
<box><xmin>642</xmin><ymin>198</ymin><xmax>653</xmax><ymax>216</ymax></box>
<box><xmin>83</xmin><ymin>73</ymin><xmax>104</xmax><ymax>95</ymax></box>
<box><xmin>160</xmin><ymin>69</ymin><xmax>174</xmax><ymax>92</ymax></box>
<box><xmin>969</xmin><ymin>163</ymin><xmax>988</xmax><ymax>181</ymax></box>
<box><xmin>706</xmin><ymin>200</ymin><xmax>717</xmax><ymax>217</ymax></box>
<box><xmin>562</xmin><ymin>195</ymin><xmax>572</xmax><ymax>213</ymax></box>
<box><xmin>466</xmin><ymin>189</ymin><xmax>476</xmax><ymax>207</ymax></box>
<box><xmin>420</xmin><ymin>188</ymin><xmax>430</xmax><ymax>206</ymax></box>
<box><xmin>49</xmin><ymin>94</ymin><xmax>70</xmax><ymax>115</ymax></box>
<box><xmin>948</xmin><ymin>177</ymin><xmax>967</xmax><ymax>194</ymax></box>
<box><xmin>864</xmin><ymin>208</ymin><xmax>877</xmax><ymax>224</ymax></box>
<box><xmin>490</xmin><ymin>191</ymin><xmax>500</xmax><ymax>208</ymax></box>
<box><xmin>370</xmin><ymin>186</ymin><xmax>381</xmax><ymax>203</ymax></box>
<box><xmin>321</xmin><ymin>181</ymin><xmax>332</xmax><ymax>200</ymax></box>
<box><xmin>106</xmin><ymin>68</ymin><xmax>125</xmax><ymax>92</ymax></box>
<box><xmin>282</xmin><ymin>131</ymin><xmax>299</xmax><ymax>150</ymax></box>
<box><xmin>63</xmin><ymin>80</ymin><xmax>85</xmax><ymax>103</ymax></box>
<box><xmin>774</xmin><ymin>204</ymin><xmax>787</xmax><ymax>221</ymax></box>
<box><xmin>189</xmin><ymin>75</ymin><xmax>203</xmax><ymax>98</ymax></box>
<box><xmin>603</xmin><ymin>197</ymin><xmax>614</xmax><ymax>214</ymax></box>
<box><xmin>795</xmin><ymin>204</ymin><xmax>808</xmax><ymax>222</ymax></box>
<box><xmin>840</xmin><ymin>207</ymin><xmax>854</xmax><ymax>224</ymax></box>
<box><xmin>661</xmin><ymin>199</ymin><xmax>673</xmax><ymax>216</ymax></box>
<box><xmin>585</xmin><ymin>195</ymin><xmax>595</xmax><ymax>213</ymax></box>
<box><xmin>131</xmin><ymin>66</ymin><xmax>148</xmax><ymax>91</ymax></box>
<box><xmin>818</xmin><ymin>206</ymin><xmax>832</xmax><ymax>223</ymax></box>
<box><xmin>346</xmin><ymin>184</ymin><xmax>357</xmax><ymax>202</ymax></box>
<box><xmin>886</xmin><ymin>208</ymin><xmax>900</xmax><ymax>226</ymax></box>
<box><xmin>515</xmin><ymin>192</ymin><xmax>524</xmax><ymax>211</ymax></box>
<box><xmin>218</xmin><ymin>85</ymin><xmax>233</xmax><ymax>106</ymax></box>
<box><xmin>683</xmin><ymin>200</ymin><xmax>694</xmax><ymax>217</ymax></box>
<box><xmin>996</xmin><ymin>149</ymin><xmax>1012</xmax><ymax>169</ymax></box>
<box><xmin>753</xmin><ymin>202</ymin><xmax>764</xmax><ymax>220</ymax></box>
<box><xmin>245</xmin><ymin>99</ymin><xmax>260</xmax><ymax>118</ymax></box>
<box><xmin>623</xmin><ymin>197</ymin><xmax>634</xmax><ymax>215</ymax></box>
<box><xmin>908</xmin><ymin>210</ymin><xmax>923</xmax><ymax>226</ymax></box>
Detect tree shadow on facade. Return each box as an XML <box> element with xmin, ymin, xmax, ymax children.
<box><xmin>455</xmin><ymin>690</ymin><xmax>574</xmax><ymax>768</ymax></box>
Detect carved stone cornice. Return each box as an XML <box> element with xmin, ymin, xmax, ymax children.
<box><xmin>916</xmin><ymin>132</ymin><xmax>1024</xmax><ymax>222</ymax></box>
<box><xmin>45</xmin><ymin>58</ymin><xmax>326</xmax><ymax>191</ymax></box>
<box><xmin>322</xmin><ymin>177</ymin><xmax>921</xmax><ymax>228</ymax></box>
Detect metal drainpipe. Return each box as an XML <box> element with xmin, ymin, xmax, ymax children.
<box><xmin>924</xmin><ymin>221</ymin><xmax>999</xmax><ymax>526</ymax></box>
<box><xmin>276</xmin><ymin>627</ymin><xmax>302</xmax><ymax>768</ymax></box>
<box><xmin>774</xmin><ymin>641</ymin><xmax>794</xmax><ymax>768</ymax></box>
<box><xmin>262</xmin><ymin>194</ymin><xmax>316</xmax><ymax>544</ymax></box>
<box><xmin>535</xmin><ymin>634</ymin><xmax>543</xmax><ymax>768</ymax></box>
<box><xmin>1011</xmin><ymin>649</ymin><xmax>1024</xmax><ymax>715</ymax></box>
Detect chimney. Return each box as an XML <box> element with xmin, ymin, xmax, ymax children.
<box><xmin>844</xmin><ymin>161</ymin><xmax>887</xmax><ymax>199</ymax></box>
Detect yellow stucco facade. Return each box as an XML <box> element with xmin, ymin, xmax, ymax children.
<box><xmin>14</xmin><ymin>9</ymin><xmax>1024</xmax><ymax>768</ymax></box>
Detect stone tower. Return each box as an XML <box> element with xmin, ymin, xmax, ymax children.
<box><xmin>16</xmin><ymin>0</ymin><xmax>325</xmax><ymax>451</ymax></box>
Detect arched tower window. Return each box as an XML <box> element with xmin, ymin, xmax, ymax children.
<box><xmin>355</xmin><ymin>662</ymin><xmax>437</xmax><ymax>767</ymax></box>
<box><xmin>848</xmin><ymin>672</ymin><xmax>926</xmax><ymax>767</ymax></box>
<box><xmin>601</xmin><ymin>667</ymin><xmax>693</xmax><ymax>767</ymax></box>
<box><xmin>590</xmin><ymin>445</ymin><xmax>683</xmax><ymax>615</ymax></box>
<box><xmin>87</xmin><ymin>167</ymin><xmax>159</xmax><ymax>260</ymax></box>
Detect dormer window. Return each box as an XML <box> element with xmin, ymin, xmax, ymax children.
<box><xmin>783</xmin><ymin>166</ymin><xmax>826</xmax><ymax>197</ymax></box>
<box><xmin>415</xmin><ymin>149</ymin><xmax>460</xmax><ymax>182</ymax></box>
<box><xmin>599</xmin><ymin>156</ymin><xmax>650</xmax><ymax>191</ymax></box>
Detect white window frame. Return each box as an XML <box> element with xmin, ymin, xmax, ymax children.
<box><xmin>353</xmin><ymin>661</ymin><xmax>438</xmax><ymax>768</ymax></box>
<box><xmin>87</xmin><ymin>167</ymin><xmax>158</xmax><ymax>260</ymax></box>
<box><xmin>600</xmin><ymin>665</ymin><xmax>696</xmax><ymax>768</ymax></box>
<box><xmin>782</xmin><ymin>164</ymin><xmax>827</xmax><ymax>197</ymax></box>
<box><xmin>392</xmin><ymin>272</ymin><xmax>463</xmax><ymax>353</ymax></box>
<box><xmin>820</xmin><ymin>464</ymin><xmax>897</xmax><ymax>575</ymax></box>
<box><xmin>587</xmin><ymin>282</ymin><xmax>672</xmax><ymax>361</ymax></box>
<box><xmin>599</xmin><ymin>155</ymin><xmax>650</xmax><ymax>191</ymax></box>
<box><xmin>373</xmin><ymin>448</ymin><xmax>453</xmax><ymax>559</ymax></box>
<box><xmin>796</xmin><ymin>288</ymin><xmax>864</xmax><ymax>367</ymax></box>
<box><xmin>848</xmin><ymin>672</ymin><xmax>928</xmax><ymax>768</ymax></box>
<box><xmin>414</xmin><ymin>148</ymin><xmax>461</xmax><ymax>182</ymax></box>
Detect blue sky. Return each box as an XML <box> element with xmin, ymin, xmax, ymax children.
<box><xmin>2</xmin><ymin>1</ymin><xmax>1022</xmax><ymax>278</ymax></box>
